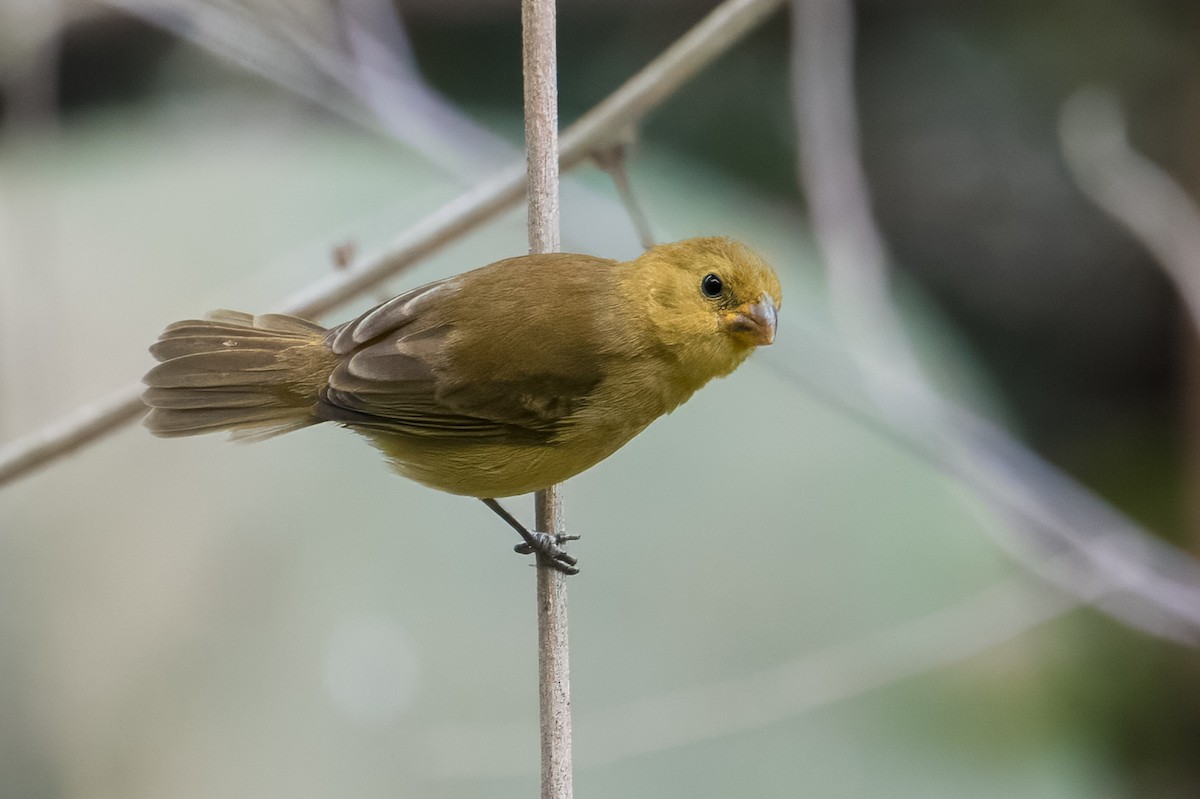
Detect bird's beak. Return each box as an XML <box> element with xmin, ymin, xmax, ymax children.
<box><xmin>722</xmin><ymin>293</ymin><xmax>778</xmax><ymax>345</ymax></box>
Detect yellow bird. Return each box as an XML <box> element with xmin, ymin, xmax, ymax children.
<box><xmin>143</xmin><ymin>236</ymin><xmax>781</xmax><ymax>573</ymax></box>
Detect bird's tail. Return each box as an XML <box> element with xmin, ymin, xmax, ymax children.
<box><xmin>143</xmin><ymin>310</ymin><xmax>338</xmax><ymax>440</ymax></box>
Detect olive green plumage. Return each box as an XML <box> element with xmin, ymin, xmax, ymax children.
<box><xmin>143</xmin><ymin>236</ymin><xmax>781</xmax><ymax>497</ymax></box>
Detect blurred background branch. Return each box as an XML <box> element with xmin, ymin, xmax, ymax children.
<box><xmin>1060</xmin><ymin>88</ymin><xmax>1200</xmax><ymax>334</ymax></box>
<box><xmin>105</xmin><ymin>0</ymin><xmax>518</xmax><ymax>177</ymax></box>
<box><xmin>791</xmin><ymin>0</ymin><xmax>921</xmax><ymax>380</ymax></box>
<box><xmin>791</xmin><ymin>0</ymin><xmax>1200</xmax><ymax>644</ymax></box>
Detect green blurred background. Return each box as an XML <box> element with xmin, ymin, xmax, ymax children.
<box><xmin>1</xmin><ymin>0</ymin><xmax>1199</xmax><ymax>796</ymax></box>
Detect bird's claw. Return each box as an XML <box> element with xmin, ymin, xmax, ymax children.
<box><xmin>514</xmin><ymin>532</ymin><xmax>581</xmax><ymax>575</ymax></box>
<box><xmin>513</xmin><ymin>533</ymin><xmax>581</xmax><ymax>554</ymax></box>
<box><xmin>478</xmin><ymin>499</ymin><xmax>581</xmax><ymax>575</ymax></box>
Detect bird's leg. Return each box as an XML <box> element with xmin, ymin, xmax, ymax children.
<box><xmin>480</xmin><ymin>498</ymin><xmax>580</xmax><ymax>575</ymax></box>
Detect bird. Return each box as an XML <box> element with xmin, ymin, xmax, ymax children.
<box><xmin>142</xmin><ymin>236</ymin><xmax>781</xmax><ymax>573</ymax></box>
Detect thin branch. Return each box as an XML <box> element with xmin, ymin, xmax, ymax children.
<box><xmin>521</xmin><ymin>0</ymin><xmax>572</xmax><ymax>795</ymax></box>
<box><xmin>523</xmin><ymin>0</ymin><xmax>560</xmax><ymax>256</ymax></box>
<box><xmin>591</xmin><ymin>135</ymin><xmax>658</xmax><ymax>250</ymax></box>
<box><xmin>0</xmin><ymin>0</ymin><xmax>786</xmax><ymax>488</ymax></box>
<box><xmin>562</xmin><ymin>0</ymin><xmax>783</xmax><ymax>159</ymax></box>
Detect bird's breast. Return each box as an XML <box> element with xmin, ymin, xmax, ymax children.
<box><xmin>358</xmin><ymin>362</ymin><xmax>688</xmax><ymax>498</ymax></box>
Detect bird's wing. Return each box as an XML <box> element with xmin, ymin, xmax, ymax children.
<box><xmin>317</xmin><ymin>264</ymin><xmax>606</xmax><ymax>441</ymax></box>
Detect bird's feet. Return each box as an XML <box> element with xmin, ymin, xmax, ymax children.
<box><xmin>514</xmin><ymin>532</ymin><xmax>582</xmax><ymax>575</ymax></box>
<box><xmin>480</xmin><ymin>498</ymin><xmax>582</xmax><ymax>575</ymax></box>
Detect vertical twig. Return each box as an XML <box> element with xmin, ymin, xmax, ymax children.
<box><xmin>521</xmin><ymin>0</ymin><xmax>572</xmax><ymax>796</ymax></box>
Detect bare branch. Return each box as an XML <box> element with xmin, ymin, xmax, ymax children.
<box><xmin>0</xmin><ymin>0</ymin><xmax>786</xmax><ymax>488</ymax></box>
<box><xmin>521</xmin><ymin>0</ymin><xmax>572</xmax><ymax>795</ymax></box>
<box><xmin>0</xmin><ymin>385</ymin><xmax>145</xmax><ymax>486</ymax></box>
<box><xmin>523</xmin><ymin>0</ymin><xmax>560</xmax><ymax>256</ymax></box>
<box><xmin>563</xmin><ymin>0</ymin><xmax>783</xmax><ymax>159</ymax></box>
<box><xmin>591</xmin><ymin>135</ymin><xmax>658</xmax><ymax>250</ymax></box>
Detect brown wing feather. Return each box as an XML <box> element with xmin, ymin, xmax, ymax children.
<box><xmin>316</xmin><ymin>255</ymin><xmax>614</xmax><ymax>442</ymax></box>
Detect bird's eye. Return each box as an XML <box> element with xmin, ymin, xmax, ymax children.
<box><xmin>701</xmin><ymin>273</ymin><xmax>724</xmax><ymax>298</ymax></box>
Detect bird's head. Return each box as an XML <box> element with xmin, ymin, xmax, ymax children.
<box><xmin>623</xmin><ymin>237</ymin><xmax>782</xmax><ymax>387</ymax></box>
